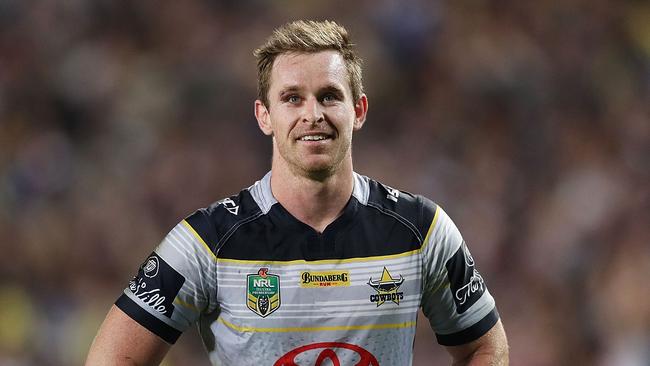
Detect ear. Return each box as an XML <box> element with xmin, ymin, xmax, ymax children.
<box><xmin>255</xmin><ymin>100</ymin><xmax>273</xmax><ymax>136</ymax></box>
<box><xmin>353</xmin><ymin>94</ymin><xmax>368</xmax><ymax>131</ymax></box>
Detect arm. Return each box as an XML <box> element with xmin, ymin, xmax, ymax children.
<box><xmin>86</xmin><ymin>215</ymin><xmax>219</xmax><ymax>365</ymax></box>
<box><xmin>446</xmin><ymin>319</ymin><xmax>509</xmax><ymax>366</ymax></box>
<box><xmin>86</xmin><ymin>305</ymin><xmax>171</xmax><ymax>366</ymax></box>
<box><xmin>419</xmin><ymin>205</ymin><xmax>507</xmax><ymax>365</ymax></box>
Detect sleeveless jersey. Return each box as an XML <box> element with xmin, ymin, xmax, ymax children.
<box><xmin>116</xmin><ymin>172</ymin><xmax>499</xmax><ymax>365</ymax></box>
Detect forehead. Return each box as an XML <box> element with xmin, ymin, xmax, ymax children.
<box><xmin>269</xmin><ymin>51</ymin><xmax>349</xmax><ymax>92</ymax></box>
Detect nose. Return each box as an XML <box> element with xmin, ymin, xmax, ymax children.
<box><xmin>302</xmin><ymin>96</ymin><xmax>324</xmax><ymax>124</ymax></box>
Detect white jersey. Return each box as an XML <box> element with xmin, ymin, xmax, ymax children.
<box><xmin>116</xmin><ymin>172</ymin><xmax>499</xmax><ymax>365</ymax></box>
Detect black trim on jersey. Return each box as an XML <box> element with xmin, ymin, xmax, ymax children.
<box><xmin>435</xmin><ymin>307</ymin><xmax>500</xmax><ymax>346</ymax></box>
<box><xmin>185</xmin><ymin>190</ymin><xmax>263</xmax><ymax>255</ymax></box>
<box><xmin>366</xmin><ymin>180</ymin><xmax>437</xmax><ymax>243</ymax></box>
<box><xmin>417</xmin><ymin>196</ymin><xmax>437</xmax><ymax>240</ymax></box>
<box><xmin>185</xmin><ymin>210</ymin><xmax>219</xmax><ymax>251</ymax></box>
<box><xmin>366</xmin><ymin>202</ymin><xmax>422</xmax><ymax>243</ymax></box>
<box><xmin>215</xmin><ymin>211</ymin><xmax>264</xmax><ymax>252</ymax></box>
<box><xmin>185</xmin><ymin>177</ymin><xmax>439</xmax><ymax>262</ymax></box>
<box><xmin>115</xmin><ymin>294</ymin><xmax>182</xmax><ymax>344</ymax></box>
<box><xmin>217</xmin><ymin>197</ymin><xmax>426</xmax><ymax>261</ymax></box>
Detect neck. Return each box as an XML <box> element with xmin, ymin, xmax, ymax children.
<box><xmin>270</xmin><ymin>158</ymin><xmax>354</xmax><ymax>233</ymax></box>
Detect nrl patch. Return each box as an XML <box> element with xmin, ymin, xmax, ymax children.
<box><xmin>247</xmin><ymin>268</ymin><xmax>281</xmax><ymax>317</ymax></box>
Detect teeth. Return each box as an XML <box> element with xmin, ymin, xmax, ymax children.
<box><xmin>300</xmin><ymin>135</ymin><xmax>327</xmax><ymax>141</ymax></box>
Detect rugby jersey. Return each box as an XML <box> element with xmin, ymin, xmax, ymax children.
<box><xmin>116</xmin><ymin>172</ymin><xmax>499</xmax><ymax>365</ymax></box>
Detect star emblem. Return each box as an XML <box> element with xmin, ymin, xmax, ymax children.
<box><xmin>367</xmin><ymin>267</ymin><xmax>404</xmax><ymax>306</ymax></box>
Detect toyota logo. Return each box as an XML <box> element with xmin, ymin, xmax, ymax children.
<box><xmin>274</xmin><ymin>342</ymin><xmax>379</xmax><ymax>366</ymax></box>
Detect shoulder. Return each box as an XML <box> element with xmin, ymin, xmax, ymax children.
<box><xmin>357</xmin><ymin>173</ymin><xmax>439</xmax><ymax>242</ymax></box>
<box><xmin>184</xmin><ymin>185</ymin><xmax>264</xmax><ymax>255</ymax></box>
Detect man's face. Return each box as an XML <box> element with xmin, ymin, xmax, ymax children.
<box><xmin>255</xmin><ymin>51</ymin><xmax>367</xmax><ymax>179</ymax></box>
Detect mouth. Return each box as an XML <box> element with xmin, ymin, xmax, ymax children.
<box><xmin>296</xmin><ymin>133</ymin><xmax>333</xmax><ymax>142</ymax></box>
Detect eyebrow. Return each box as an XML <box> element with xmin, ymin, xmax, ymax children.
<box><xmin>278</xmin><ymin>85</ymin><xmax>302</xmax><ymax>97</ymax></box>
<box><xmin>277</xmin><ymin>84</ymin><xmax>345</xmax><ymax>97</ymax></box>
<box><xmin>319</xmin><ymin>85</ymin><xmax>345</xmax><ymax>97</ymax></box>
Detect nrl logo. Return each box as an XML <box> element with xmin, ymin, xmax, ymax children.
<box><xmin>247</xmin><ymin>268</ymin><xmax>281</xmax><ymax>317</ymax></box>
<box><xmin>368</xmin><ymin>267</ymin><xmax>404</xmax><ymax>306</ymax></box>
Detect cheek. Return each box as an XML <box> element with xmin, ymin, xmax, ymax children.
<box><xmin>273</xmin><ymin>111</ymin><xmax>299</xmax><ymax>135</ymax></box>
<box><xmin>335</xmin><ymin>109</ymin><xmax>356</xmax><ymax>134</ymax></box>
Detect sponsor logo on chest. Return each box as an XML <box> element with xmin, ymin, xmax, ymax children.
<box><xmin>275</xmin><ymin>342</ymin><xmax>379</xmax><ymax>366</ymax></box>
<box><xmin>300</xmin><ymin>271</ymin><xmax>350</xmax><ymax>288</ymax></box>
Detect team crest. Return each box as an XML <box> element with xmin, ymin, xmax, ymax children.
<box><xmin>368</xmin><ymin>267</ymin><xmax>404</xmax><ymax>306</ymax></box>
<box><xmin>247</xmin><ymin>268</ymin><xmax>281</xmax><ymax>317</ymax></box>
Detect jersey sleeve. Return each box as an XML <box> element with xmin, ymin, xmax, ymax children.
<box><xmin>115</xmin><ymin>212</ymin><xmax>218</xmax><ymax>344</ymax></box>
<box><xmin>420</xmin><ymin>205</ymin><xmax>499</xmax><ymax>346</ymax></box>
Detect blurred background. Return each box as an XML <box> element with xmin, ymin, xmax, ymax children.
<box><xmin>1</xmin><ymin>0</ymin><xmax>649</xmax><ymax>365</ymax></box>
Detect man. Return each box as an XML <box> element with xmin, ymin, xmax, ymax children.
<box><xmin>86</xmin><ymin>20</ymin><xmax>508</xmax><ymax>365</ymax></box>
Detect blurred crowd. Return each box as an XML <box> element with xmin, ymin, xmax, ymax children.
<box><xmin>1</xmin><ymin>0</ymin><xmax>648</xmax><ymax>365</ymax></box>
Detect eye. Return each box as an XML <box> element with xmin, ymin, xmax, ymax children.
<box><xmin>287</xmin><ymin>95</ymin><xmax>301</xmax><ymax>104</ymax></box>
<box><xmin>321</xmin><ymin>93</ymin><xmax>338</xmax><ymax>104</ymax></box>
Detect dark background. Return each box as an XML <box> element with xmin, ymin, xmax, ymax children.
<box><xmin>1</xmin><ymin>1</ymin><xmax>648</xmax><ymax>365</ymax></box>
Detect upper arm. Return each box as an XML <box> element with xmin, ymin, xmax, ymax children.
<box><xmin>420</xmin><ymin>205</ymin><xmax>501</xmax><ymax>346</ymax></box>
<box><xmin>86</xmin><ymin>215</ymin><xmax>219</xmax><ymax>363</ymax></box>
<box><xmin>86</xmin><ymin>305</ymin><xmax>171</xmax><ymax>366</ymax></box>
<box><xmin>445</xmin><ymin>319</ymin><xmax>509</xmax><ymax>365</ymax></box>
<box><xmin>116</xmin><ymin>216</ymin><xmax>218</xmax><ymax>339</ymax></box>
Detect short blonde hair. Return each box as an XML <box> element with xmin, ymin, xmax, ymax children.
<box><xmin>254</xmin><ymin>20</ymin><xmax>364</xmax><ymax>107</ymax></box>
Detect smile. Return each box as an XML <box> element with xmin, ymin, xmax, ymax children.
<box><xmin>298</xmin><ymin>134</ymin><xmax>330</xmax><ymax>141</ymax></box>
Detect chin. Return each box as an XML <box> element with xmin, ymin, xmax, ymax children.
<box><xmin>299</xmin><ymin>160</ymin><xmax>338</xmax><ymax>180</ymax></box>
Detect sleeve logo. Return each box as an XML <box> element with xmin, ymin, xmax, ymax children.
<box><xmin>445</xmin><ymin>241</ymin><xmax>485</xmax><ymax>314</ymax></box>
<box><xmin>218</xmin><ymin>197</ymin><xmax>240</xmax><ymax>215</ymax></box>
<box><xmin>143</xmin><ymin>256</ymin><xmax>159</xmax><ymax>278</ymax></box>
<box><xmin>128</xmin><ymin>253</ymin><xmax>185</xmax><ymax>318</ymax></box>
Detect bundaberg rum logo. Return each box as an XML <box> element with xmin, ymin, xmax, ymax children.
<box><xmin>247</xmin><ymin>268</ymin><xmax>281</xmax><ymax>317</ymax></box>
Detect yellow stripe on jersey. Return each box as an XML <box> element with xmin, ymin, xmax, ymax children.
<box><xmin>173</xmin><ymin>296</ymin><xmax>200</xmax><ymax>312</ymax></box>
<box><xmin>218</xmin><ymin>317</ymin><xmax>416</xmax><ymax>333</ymax></box>
<box><xmin>421</xmin><ymin>205</ymin><xmax>441</xmax><ymax>250</ymax></box>
<box><xmin>181</xmin><ymin>220</ymin><xmax>217</xmax><ymax>261</ymax></box>
<box><xmin>429</xmin><ymin>281</ymin><xmax>451</xmax><ymax>296</ymax></box>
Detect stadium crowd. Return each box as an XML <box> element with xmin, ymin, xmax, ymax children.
<box><xmin>0</xmin><ymin>1</ymin><xmax>648</xmax><ymax>365</ymax></box>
